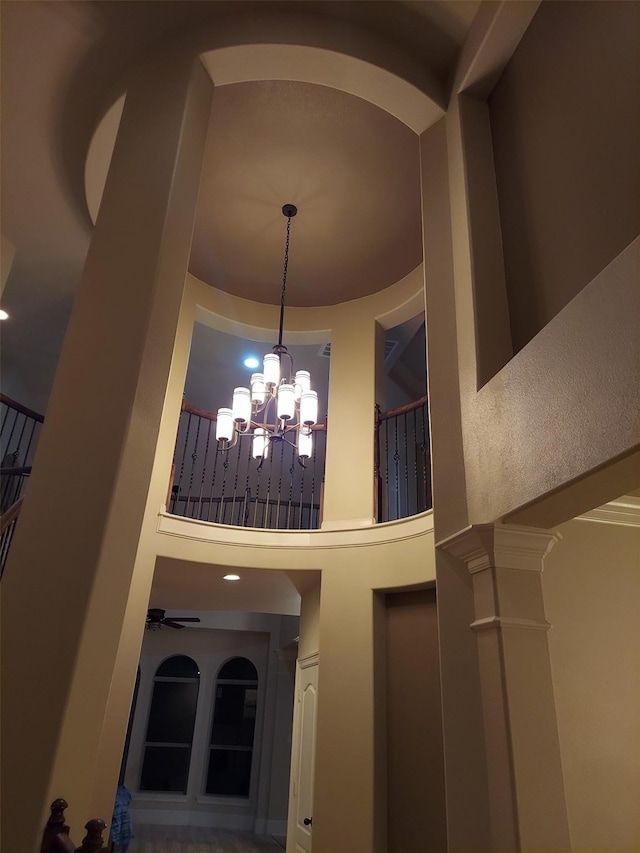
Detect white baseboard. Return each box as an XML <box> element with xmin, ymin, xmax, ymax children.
<box><xmin>266</xmin><ymin>819</ymin><xmax>288</xmax><ymax>836</ymax></box>
<box><xmin>129</xmin><ymin>808</ymin><xmax>253</xmax><ymax>830</ymax></box>
<box><xmin>254</xmin><ymin>817</ymin><xmax>287</xmax><ymax>836</ymax></box>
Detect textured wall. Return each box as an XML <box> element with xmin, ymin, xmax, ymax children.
<box><xmin>490</xmin><ymin>1</ymin><xmax>640</xmax><ymax>352</ymax></box>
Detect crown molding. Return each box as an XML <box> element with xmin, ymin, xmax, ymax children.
<box><xmin>576</xmin><ymin>496</ymin><xmax>640</xmax><ymax>528</ymax></box>
<box><xmin>437</xmin><ymin>523</ymin><xmax>559</xmax><ymax>573</ymax></box>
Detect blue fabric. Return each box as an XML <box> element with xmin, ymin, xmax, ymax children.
<box><xmin>110</xmin><ymin>785</ymin><xmax>133</xmax><ymax>851</ymax></box>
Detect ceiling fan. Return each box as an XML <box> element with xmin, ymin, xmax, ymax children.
<box><xmin>146</xmin><ymin>608</ymin><xmax>201</xmax><ymax>631</ymax></box>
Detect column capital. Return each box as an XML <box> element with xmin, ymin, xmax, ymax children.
<box><xmin>437</xmin><ymin>522</ymin><xmax>559</xmax><ymax>573</ymax></box>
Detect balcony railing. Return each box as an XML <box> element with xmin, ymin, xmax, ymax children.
<box><xmin>169</xmin><ymin>402</ymin><xmax>327</xmax><ymax>530</ymax></box>
<box><xmin>375</xmin><ymin>395</ymin><xmax>431</xmax><ymax>523</ymax></box>
<box><xmin>0</xmin><ymin>390</ymin><xmax>431</xmax><ymax>573</ymax></box>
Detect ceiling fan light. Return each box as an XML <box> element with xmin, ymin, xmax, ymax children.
<box><xmin>277</xmin><ymin>384</ymin><xmax>296</xmax><ymax>420</ymax></box>
<box><xmin>300</xmin><ymin>390</ymin><xmax>318</xmax><ymax>425</ymax></box>
<box><xmin>232</xmin><ymin>387</ymin><xmax>251</xmax><ymax>423</ymax></box>
<box><xmin>250</xmin><ymin>372</ymin><xmax>266</xmax><ymax>405</ymax></box>
<box><xmin>263</xmin><ymin>353</ymin><xmax>280</xmax><ymax>388</ymax></box>
<box><xmin>216</xmin><ymin>408</ymin><xmax>234</xmax><ymax>442</ymax></box>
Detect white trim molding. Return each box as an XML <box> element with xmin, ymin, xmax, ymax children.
<box><xmin>470</xmin><ymin>616</ymin><xmax>551</xmax><ymax>633</ymax></box>
<box><xmin>437</xmin><ymin>523</ymin><xmax>559</xmax><ymax>573</ymax></box>
<box><xmin>576</xmin><ymin>496</ymin><xmax>640</xmax><ymax>527</ymax></box>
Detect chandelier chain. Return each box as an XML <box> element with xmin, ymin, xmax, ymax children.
<box><xmin>278</xmin><ymin>213</ymin><xmax>292</xmax><ymax>348</ymax></box>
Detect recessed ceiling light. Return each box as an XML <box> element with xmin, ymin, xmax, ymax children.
<box><xmin>243</xmin><ymin>357</ymin><xmax>259</xmax><ymax>369</ymax></box>
<box><xmin>0</xmin><ymin>309</ymin><xmax>9</xmax><ymax>321</ymax></box>
<box><xmin>223</xmin><ymin>574</ymin><xmax>241</xmax><ymax>581</ymax></box>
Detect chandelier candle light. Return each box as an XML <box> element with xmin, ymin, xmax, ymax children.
<box><xmin>216</xmin><ymin>204</ymin><xmax>319</xmax><ymax>464</ymax></box>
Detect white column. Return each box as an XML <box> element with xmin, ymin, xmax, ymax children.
<box><xmin>440</xmin><ymin>523</ymin><xmax>571</xmax><ymax>853</ymax></box>
<box><xmin>1</xmin><ymin>48</ymin><xmax>212</xmax><ymax>851</ymax></box>
<box><xmin>321</xmin><ymin>312</ymin><xmax>381</xmax><ymax>529</ymax></box>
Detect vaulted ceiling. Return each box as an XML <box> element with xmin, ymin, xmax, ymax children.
<box><xmin>1</xmin><ymin>0</ymin><xmax>480</xmax><ymax>413</ymax></box>
<box><xmin>1</xmin><ymin>0</ymin><xmax>480</xmax><ymax>615</ymax></box>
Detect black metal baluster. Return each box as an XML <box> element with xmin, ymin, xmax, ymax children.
<box><xmin>13</xmin><ymin>413</ymin><xmax>28</xmax><ymax>466</ymax></box>
<box><xmin>252</xmin><ymin>458</ymin><xmax>263</xmax><ymax>528</ymax></box>
<box><xmin>218</xmin><ymin>453</ymin><xmax>230</xmax><ymax>524</ymax></box>
<box><xmin>230</xmin><ymin>435</ymin><xmax>243</xmax><ymax>525</ymax></box>
<box><xmin>286</xmin><ymin>447</ymin><xmax>295</xmax><ymax>530</ymax></box>
<box><xmin>1</xmin><ymin>402</ymin><xmax>10</xmax><ymax>435</ymax></box>
<box><xmin>195</xmin><ymin>417</ymin><xmax>213</xmax><ymax>521</ymax></box>
<box><xmin>206</xmin><ymin>439</ymin><xmax>222</xmax><ymax>522</ymax></box>
<box><xmin>173</xmin><ymin>412</ymin><xmax>192</xmax><ymax>517</ymax></box>
<box><xmin>22</xmin><ymin>418</ymin><xmax>39</xmax><ymax>469</ymax></box>
<box><xmin>264</xmin><ymin>446</ymin><xmax>273</xmax><ymax>529</ymax></box>
<box><xmin>423</xmin><ymin>401</ymin><xmax>432</xmax><ymax>510</ymax></box>
<box><xmin>382</xmin><ymin>415</ymin><xmax>389</xmax><ymax>521</ymax></box>
<box><xmin>413</xmin><ymin>408</ymin><xmax>425</xmax><ymax>512</ymax></box>
<box><xmin>185</xmin><ymin>415</ymin><xmax>202</xmax><ymax>518</ymax></box>
<box><xmin>403</xmin><ymin>411</ymin><xmax>410</xmax><ymax>518</ymax></box>
<box><xmin>275</xmin><ymin>439</ymin><xmax>284</xmax><ymax>529</ymax></box>
<box><xmin>296</xmin><ymin>455</ymin><xmax>304</xmax><ymax>529</ymax></box>
<box><xmin>243</xmin><ymin>438</ymin><xmax>252</xmax><ymax>526</ymax></box>
<box><xmin>309</xmin><ymin>433</ymin><xmax>318</xmax><ymax>529</ymax></box>
<box><xmin>392</xmin><ymin>415</ymin><xmax>399</xmax><ymax>520</ymax></box>
<box><xmin>3</xmin><ymin>409</ymin><xmax>19</xmax><ymax>459</ymax></box>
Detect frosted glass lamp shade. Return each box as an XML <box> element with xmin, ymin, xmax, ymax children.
<box><xmin>297</xmin><ymin>428</ymin><xmax>313</xmax><ymax>458</ymax></box>
<box><xmin>263</xmin><ymin>353</ymin><xmax>280</xmax><ymax>388</ymax></box>
<box><xmin>216</xmin><ymin>408</ymin><xmax>234</xmax><ymax>442</ymax></box>
<box><xmin>277</xmin><ymin>384</ymin><xmax>296</xmax><ymax>420</ymax></box>
<box><xmin>250</xmin><ymin>373</ymin><xmax>266</xmax><ymax>405</ymax></box>
<box><xmin>294</xmin><ymin>370</ymin><xmax>311</xmax><ymax>401</ymax></box>
<box><xmin>232</xmin><ymin>387</ymin><xmax>251</xmax><ymax>424</ymax></box>
<box><xmin>300</xmin><ymin>390</ymin><xmax>318</xmax><ymax>425</ymax></box>
<box><xmin>252</xmin><ymin>428</ymin><xmax>269</xmax><ymax>459</ymax></box>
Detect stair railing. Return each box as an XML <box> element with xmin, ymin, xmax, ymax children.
<box><xmin>1</xmin><ymin>394</ymin><xmax>44</xmax><ymax>577</ymax></box>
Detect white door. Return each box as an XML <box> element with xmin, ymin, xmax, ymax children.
<box><xmin>287</xmin><ymin>654</ymin><xmax>318</xmax><ymax>853</ymax></box>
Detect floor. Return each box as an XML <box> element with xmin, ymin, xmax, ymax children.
<box><xmin>126</xmin><ymin>824</ymin><xmax>285</xmax><ymax>853</ymax></box>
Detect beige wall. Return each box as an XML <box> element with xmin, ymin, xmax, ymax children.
<box><xmin>544</xmin><ymin>518</ymin><xmax>640</xmax><ymax>853</ymax></box>
<box><xmin>490</xmin><ymin>0</ymin><xmax>640</xmax><ymax>352</ymax></box>
<box><xmin>386</xmin><ymin>588</ymin><xmax>446</xmax><ymax>853</ymax></box>
<box><xmin>1</xmin><ymin>234</ymin><xmax>16</xmax><ymax>294</ymax></box>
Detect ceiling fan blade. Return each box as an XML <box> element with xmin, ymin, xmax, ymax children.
<box><xmin>167</xmin><ymin>617</ymin><xmax>201</xmax><ymax>623</ymax></box>
<box><xmin>163</xmin><ymin>620</ymin><xmax>186</xmax><ymax>630</ymax></box>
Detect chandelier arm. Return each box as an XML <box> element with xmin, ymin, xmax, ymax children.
<box><xmin>219</xmin><ymin>430</ymin><xmax>239</xmax><ymax>452</ymax></box>
<box><xmin>278</xmin><ymin>434</ymin><xmax>298</xmax><ymax>451</ymax></box>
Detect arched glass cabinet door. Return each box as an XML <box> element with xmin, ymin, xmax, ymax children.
<box><xmin>139</xmin><ymin>655</ymin><xmax>200</xmax><ymax>793</ymax></box>
<box><xmin>205</xmin><ymin>657</ymin><xmax>259</xmax><ymax>796</ymax></box>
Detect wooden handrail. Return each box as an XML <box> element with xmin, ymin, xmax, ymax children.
<box><xmin>0</xmin><ymin>392</ymin><xmax>45</xmax><ymax>422</ymax></box>
<box><xmin>378</xmin><ymin>394</ymin><xmax>429</xmax><ymax>421</ymax></box>
<box><xmin>0</xmin><ymin>496</ymin><xmax>24</xmax><ymax>535</ymax></box>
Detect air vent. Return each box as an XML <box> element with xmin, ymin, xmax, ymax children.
<box><xmin>318</xmin><ymin>340</ymin><xmax>398</xmax><ymax>361</ymax></box>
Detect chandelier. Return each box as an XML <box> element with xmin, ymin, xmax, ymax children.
<box><xmin>216</xmin><ymin>204</ymin><xmax>319</xmax><ymax>463</ymax></box>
